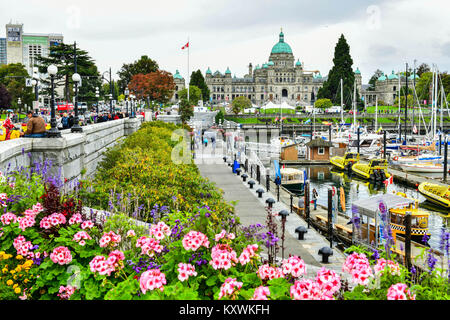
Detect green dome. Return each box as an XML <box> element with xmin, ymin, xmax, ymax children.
<box><xmin>271</xmin><ymin>31</ymin><xmax>293</xmax><ymax>54</ymax></box>
<box><xmin>225</xmin><ymin>67</ymin><xmax>231</xmax><ymax>74</ymax></box>
<box><xmin>255</xmin><ymin>64</ymin><xmax>261</xmax><ymax>70</ymax></box>
<box><xmin>173</xmin><ymin>70</ymin><xmax>183</xmax><ymax>79</ymax></box>
<box><xmin>295</xmin><ymin>59</ymin><xmax>302</xmax><ymax>66</ymax></box>
<box><xmin>354</xmin><ymin>67</ymin><xmax>361</xmax><ymax>74</ymax></box>
<box><xmin>378</xmin><ymin>74</ymin><xmax>387</xmax><ymax>81</ymax></box>
<box><xmin>206</xmin><ymin>67</ymin><xmax>212</xmax><ymax>74</ymax></box>
<box><xmin>314</xmin><ymin>72</ymin><xmax>322</xmax><ymax>79</ymax></box>
<box><xmin>268</xmin><ymin>60</ymin><xmax>274</xmax><ymax>66</ymax></box>
<box><xmin>262</xmin><ymin>63</ymin><xmax>268</xmax><ymax>69</ymax></box>
<box><xmin>409</xmin><ymin>74</ymin><xmax>420</xmax><ymax>80</ymax></box>
<box><xmin>387</xmin><ymin>70</ymin><xmax>398</xmax><ymax>80</ymax></box>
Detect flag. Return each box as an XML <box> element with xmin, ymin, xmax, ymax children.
<box><xmin>412</xmin><ymin>125</ymin><xmax>418</xmax><ymax>134</ymax></box>
<box><xmin>181</xmin><ymin>42</ymin><xmax>189</xmax><ymax>50</ymax></box>
<box><xmin>383</xmin><ymin>175</ymin><xmax>393</xmax><ymax>186</ymax></box>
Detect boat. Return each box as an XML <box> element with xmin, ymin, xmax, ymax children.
<box><xmin>279</xmin><ymin>167</ymin><xmax>305</xmax><ymax>195</ymax></box>
<box><xmin>418</xmin><ymin>182</ymin><xmax>450</xmax><ymax>209</ymax></box>
<box><xmin>399</xmin><ymin>162</ymin><xmax>444</xmax><ymax>173</ymax></box>
<box><xmin>390</xmin><ymin>154</ymin><xmax>443</xmax><ymax>165</ymax></box>
<box><xmin>270</xmin><ymin>135</ymin><xmax>295</xmax><ymax>148</ymax></box>
<box><xmin>351</xmin><ymin>158</ymin><xmax>391</xmax><ymax>182</ymax></box>
<box><xmin>330</xmin><ymin>152</ymin><xmax>360</xmax><ymax>171</ymax></box>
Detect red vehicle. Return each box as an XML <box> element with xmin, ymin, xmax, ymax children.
<box><xmin>57</xmin><ymin>102</ymin><xmax>74</xmax><ymax>113</ymax></box>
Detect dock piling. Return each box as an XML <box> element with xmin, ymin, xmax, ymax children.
<box><xmin>405</xmin><ymin>212</ymin><xmax>412</xmax><ymax>272</ymax></box>
<box><xmin>305</xmin><ymin>180</ymin><xmax>310</xmax><ymax>229</ymax></box>
<box><xmin>444</xmin><ymin>137</ymin><xmax>448</xmax><ymax>182</ymax></box>
<box><xmin>327</xmin><ymin>187</ymin><xmax>333</xmax><ymax>248</ymax></box>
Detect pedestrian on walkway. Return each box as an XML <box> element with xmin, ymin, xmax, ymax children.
<box><xmin>297</xmin><ymin>195</ymin><xmax>305</xmax><ymax>215</ymax></box>
<box><xmin>204</xmin><ymin>137</ymin><xmax>208</xmax><ymax>147</ymax></box>
<box><xmin>312</xmin><ymin>188</ymin><xmax>318</xmax><ymax>210</ymax></box>
<box><xmin>211</xmin><ymin>136</ymin><xmax>216</xmax><ymax>150</ymax></box>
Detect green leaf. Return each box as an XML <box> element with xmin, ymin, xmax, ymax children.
<box><xmin>206</xmin><ymin>275</ymin><xmax>217</xmax><ymax>287</ymax></box>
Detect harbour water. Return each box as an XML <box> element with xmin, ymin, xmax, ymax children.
<box><xmin>287</xmin><ymin>164</ymin><xmax>449</xmax><ymax>251</ymax></box>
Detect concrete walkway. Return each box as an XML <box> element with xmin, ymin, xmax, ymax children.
<box><xmin>194</xmin><ymin>139</ymin><xmax>348</xmax><ymax>277</ymax></box>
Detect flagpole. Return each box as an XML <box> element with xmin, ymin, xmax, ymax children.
<box><xmin>187</xmin><ymin>37</ymin><xmax>190</xmax><ymax>103</ymax></box>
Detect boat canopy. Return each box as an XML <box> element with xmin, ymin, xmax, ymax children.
<box><xmin>352</xmin><ymin>194</ymin><xmax>415</xmax><ymax>219</ymax></box>
<box><xmin>280</xmin><ymin>168</ymin><xmax>305</xmax><ymax>178</ymax></box>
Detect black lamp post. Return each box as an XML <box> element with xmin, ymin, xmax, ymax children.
<box><xmin>109</xmin><ymin>68</ymin><xmax>113</xmax><ymax>115</ymax></box>
<box><xmin>124</xmin><ymin>87</ymin><xmax>129</xmax><ymax>116</ymax></box>
<box><xmin>130</xmin><ymin>94</ymin><xmax>136</xmax><ymax>118</ymax></box>
<box><xmin>71</xmin><ymin>41</ymin><xmax>82</xmax><ymax>132</ymax></box>
<box><xmin>95</xmin><ymin>87</ymin><xmax>99</xmax><ymax>117</ymax></box>
<box><xmin>47</xmin><ymin>64</ymin><xmax>61</xmax><ymax>138</ymax></box>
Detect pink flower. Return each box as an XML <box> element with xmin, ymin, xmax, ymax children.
<box><xmin>210</xmin><ymin>244</ymin><xmax>238</xmax><ymax>270</ymax></box>
<box><xmin>387</xmin><ymin>283</ymin><xmax>415</xmax><ymax>300</ymax></box>
<box><xmin>13</xmin><ymin>235</ymin><xmax>33</xmax><ymax>257</ymax></box>
<box><xmin>40</xmin><ymin>213</ymin><xmax>66</xmax><ymax>229</ymax></box>
<box><xmin>58</xmin><ymin>285</ymin><xmax>76</xmax><ymax>300</ymax></box>
<box><xmin>1</xmin><ymin>212</ymin><xmax>17</xmax><ymax>225</ymax></box>
<box><xmin>136</xmin><ymin>236</ymin><xmax>163</xmax><ymax>257</ymax></box>
<box><xmin>218</xmin><ymin>277</ymin><xmax>243</xmax><ymax>300</ymax></box>
<box><xmin>69</xmin><ymin>213</ymin><xmax>83</xmax><ymax>225</ymax></box>
<box><xmin>251</xmin><ymin>286</ymin><xmax>270</xmax><ymax>300</ymax></box>
<box><xmin>140</xmin><ymin>269</ymin><xmax>167</xmax><ymax>294</ymax></box>
<box><xmin>32</xmin><ymin>202</ymin><xmax>44</xmax><ymax>213</ymax></box>
<box><xmin>50</xmin><ymin>246</ymin><xmax>72</xmax><ymax>265</ymax></box>
<box><xmin>214</xmin><ymin>229</ymin><xmax>235</xmax><ymax>242</ymax></box>
<box><xmin>99</xmin><ymin>231</ymin><xmax>121</xmax><ymax>248</ymax></box>
<box><xmin>374</xmin><ymin>258</ymin><xmax>401</xmax><ymax>276</ymax></box>
<box><xmin>18</xmin><ymin>215</ymin><xmax>35</xmax><ymax>231</ymax></box>
<box><xmin>290</xmin><ymin>279</ymin><xmax>325</xmax><ymax>300</ymax></box>
<box><xmin>182</xmin><ymin>231</ymin><xmax>210</xmax><ymax>251</ymax></box>
<box><xmin>315</xmin><ymin>267</ymin><xmax>341</xmax><ymax>298</ymax></box>
<box><xmin>257</xmin><ymin>264</ymin><xmax>284</xmax><ymax>281</ymax></box>
<box><xmin>342</xmin><ymin>252</ymin><xmax>373</xmax><ymax>286</ymax></box>
<box><xmin>81</xmin><ymin>220</ymin><xmax>94</xmax><ymax>230</ymax></box>
<box><xmin>73</xmin><ymin>231</ymin><xmax>92</xmax><ymax>245</ymax></box>
<box><xmin>149</xmin><ymin>222</ymin><xmax>171</xmax><ymax>240</ymax></box>
<box><xmin>238</xmin><ymin>244</ymin><xmax>258</xmax><ymax>266</ymax></box>
<box><xmin>177</xmin><ymin>263</ymin><xmax>197</xmax><ymax>282</ymax></box>
<box><xmin>126</xmin><ymin>229</ymin><xmax>136</xmax><ymax>237</ymax></box>
<box><xmin>281</xmin><ymin>255</ymin><xmax>306</xmax><ymax>278</ymax></box>
<box><xmin>89</xmin><ymin>256</ymin><xmax>115</xmax><ymax>276</ymax></box>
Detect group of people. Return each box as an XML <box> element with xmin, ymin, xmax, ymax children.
<box><xmin>297</xmin><ymin>187</ymin><xmax>319</xmax><ymax>211</ymax></box>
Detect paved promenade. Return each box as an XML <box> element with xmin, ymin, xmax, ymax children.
<box><xmin>194</xmin><ymin>139</ymin><xmax>348</xmax><ymax>277</ymax></box>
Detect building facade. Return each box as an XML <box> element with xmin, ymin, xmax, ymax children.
<box><xmin>362</xmin><ymin>70</ymin><xmax>420</xmax><ymax>106</ymax></box>
<box><xmin>0</xmin><ymin>37</ymin><xmax>6</xmax><ymax>65</ymax></box>
<box><xmin>170</xmin><ymin>70</ymin><xmax>185</xmax><ymax>103</ymax></box>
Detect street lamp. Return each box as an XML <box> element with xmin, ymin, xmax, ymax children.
<box><xmin>95</xmin><ymin>86</ymin><xmax>99</xmax><ymax>116</ymax></box>
<box><xmin>47</xmin><ymin>64</ymin><xmax>61</xmax><ymax>138</ymax></box>
<box><xmin>124</xmin><ymin>87</ymin><xmax>130</xmax><ymax>116</ymax></box>
<box><xmin>130</xmin><ymin>94</ymin><xmax>136</xmax><ymax>118</ymax></box>
<box><xmin>71</xmin><ymin>72</ymin><xmax>82</xmax><ymax>132</ymax></box>
<box><xmin>17</xmin><ymin>98</ymin><xmax>22</xmax><ymax>114</ymax></box>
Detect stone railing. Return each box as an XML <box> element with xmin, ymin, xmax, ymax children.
<box><xmin>0</xmin><ymin>116</ymin><xmax>143</xmax><ymax>183</ymax></box>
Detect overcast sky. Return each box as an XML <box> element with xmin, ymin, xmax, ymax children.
<box><xmin>1</xmin><ymin>0</ymin><xmax>449</xmax><ymax>84</ymax></box>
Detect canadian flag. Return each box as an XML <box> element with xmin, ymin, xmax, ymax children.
<box><xmin>181</xmin><ymin>42</ymin><xmax>189</xmax><ymax>50</ymax></box>
<box><xmin>383</xmin><ymin>175</ymin><xmax>393</xmax><ymax>186</ymax></box>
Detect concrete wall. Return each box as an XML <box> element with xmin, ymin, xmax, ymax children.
<box><xmin>0</xmin><ymin>116</ymin><xmax>143</xmax><ymax>182</ymax></box>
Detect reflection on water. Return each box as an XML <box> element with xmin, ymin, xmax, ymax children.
<box><xmin>289</xmin><ymin>164</ymin><xmax>449</xmax><ymax>251</ymax></box>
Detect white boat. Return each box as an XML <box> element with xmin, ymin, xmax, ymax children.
<box><xmin>280</xmin><ymin>168</ymin><xmax>305</xmax><ymax>194</ymax></box>
<box><xmin>400</xmin><ymin>162</ymin><xmax>445</xmax><ymax>173</ymax></box>
<box><xmin>391</xmin><ymin>154</ymin><xmax>443</xmax><ymax>165</ymax></box>
<box><xmin>270</xmin><ymin>136</ymin><xmax>295</xmax><ymax>148</ymax></box>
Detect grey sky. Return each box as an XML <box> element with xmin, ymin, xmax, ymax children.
<box><xmin>1</xmin><ymin>0</ymin><xmax>449</xmax><ymax>83</ymax></box>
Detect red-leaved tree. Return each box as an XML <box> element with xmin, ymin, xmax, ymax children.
<box><xmin>128</xmin><ymin>70</ymin><xmax>175</xmax><ymax>105</ymax></box>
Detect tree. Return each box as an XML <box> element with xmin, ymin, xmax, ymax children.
<box><xmin>117</xmin><ymin>55</ymin><xmax>159</xmax><ymax>92</ymax></box>
<box><xmin>178</xmin><ymin>85</ymin><xmax>202</xmax><ymax>106</ymax></box>
<box><xmin>0</xmin><ymin>84</ymin><xmax>12</xmax><ymax>109</ymax></box>
<box><xmin>317</xmin><ymin>34</ymin><xmax>358</xmax><ymax>109</ymax></box>
<box><xmin>35</xmin><ymin>42</ymin><xmax>101</xmax><ymax>104</ymax></box>
<box><xmin>231</xmin><ymin>96</ymin><xmax>251</xmax><ymax>115</ymax></box>
<box><xmin>179</xmin><ymin>98</ymin><xmax>194</xmax><ymax>123</ymax></box>
<box><xmin>189</xmin><ymin>70</ymin><xmax>210</xmax><ymax>102</ymax></box>
<box><xmin>314</xmin><ymin>98</ymin><xmax>332</xmax><ymax>109</ymax></box>
<box><xmin>128</xmin><ymin>70</ymin><xmax>175</xmax><ymax>105</ymax></box>
<box><xmin>0</xmin><ymin>63</ymin><xmax>34</xmax><ymax>110</ymax></box>
<box><xmin>215</xmin><ymin>110</ymin><xmax>224</xmax><ymax>124</ymax></box>
<box><xmin>416</xmin><ymin>63</ymin><xmax>430</xmax><ymax>77</ymax></box>
<box><xmin>367</xmin><ymin>69</ymin><xmax>384</xmax><ymax>91</ymax></box>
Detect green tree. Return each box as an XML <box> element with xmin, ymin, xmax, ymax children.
<box><xmin>178</xmin><ymin>85</ymin><xmax>202</xmax><ymax>106</ymax></box>
<box><xmin>179</xmin><ymin>98</ymin><xmax>194</xmax><ymax>123</ymax></box>
<box><xmin>215</xmin><ymin>109</ymin><xmax>224</xmax><ymax>124</ymax></box>
<box><xmin>317</xmin><ymin>34</ymin><xmax>358</xmax><ymax>109</ymax></box>
<box><xmin>0</xmin><ymin>84</ymin><xmax>12</xmax><ymax>109</ymax></box>
<box><xmin>416</xmin><ymin>63</ymin><xmax>430</xmax><ymax>77</ymax></box>
<box><xmin>367</xmin><ymin>69</ymin><xmax>384</xmax><ymax>91</ymax></box>
<box><xmin>314</xmin><ymin>98</ymin><xmax>333</xmax><ymax>109</ymax></box>
<box><xmin>231</xmin><ymin>96</ymin><xmax>251</xmax><ymax>115</ymax></box>
<box><xmin>35</xmin><ymin>42</ymin><xmax>101</xmax><ymax>104</ymax></box>
<box><xmin>117</xmin><ymin>55</ymin><xmax>159</xmax><ymax>92</ymax></box>
<box><xmin>189</xmin><ymin>70</ymin><xmax>210</xmax><ymax>102</ymax></box>
<box><xmin>0</xmin><ymin>63</ymin><xmax>34</xmax><ymax>111</ymax></box>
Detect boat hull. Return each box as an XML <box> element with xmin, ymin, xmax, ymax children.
<box><xmin>418</xmin><ymin>182</ymin><xmax>450</xmax><ymax>209</ymax></box>
<box><xmin>282</xmin><ymin>183</ymin><xmax>304</xmax><ymax>195</ymax></box>
<box><xmin>400</xmin><ymin>164</ymin><xmax>443</xmax><ymax>173</ymax></box>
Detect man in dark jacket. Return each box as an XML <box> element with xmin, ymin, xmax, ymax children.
<box><xmin>20</xmin><ymin>111</ymin><xmax>47</xmax><ymax>138</ymax></box>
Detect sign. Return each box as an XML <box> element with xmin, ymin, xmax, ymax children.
<box><xmin>25</xmin><ymin>78</ymin><xmax>32</xmax><ymax>87</ymax></box>
<box><xmin>7</xmin><ymin>27</ymin><xmax>21</xmax><ymax>42</ymax></box>
<box><xmin>22</xmin><ymin>36</ymin><xmax>48</xmax><ymax>46</ymax></box>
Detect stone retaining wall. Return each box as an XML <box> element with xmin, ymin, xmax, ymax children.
<box><xmin>0</xmin><ymin>116</ymin><xmax>143</xmax><ymax>182</ymax></box>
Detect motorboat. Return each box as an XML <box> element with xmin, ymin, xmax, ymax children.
<box><xmin>399</xmin><ymin>162</ymin><xmax>445</xmax><ymax>173</ymax></box>
<box><xmin>330</xmin><ymin>152</ymin><xmax>360</xmax><ymax>172</ymax></box>
<box><xmin>280</xmin><ymin>167</ymin><xmax>305</xmax><ymax>195</ymax></box>
<box><xmin>270</xmin><ymin>136</ymin><xmax>295</xmax><ymax>148</ymax></box>
<box><xmin>418</xmin><ymin>182</ymin><xmax>450</xmax><ymax>210</ymax></box>
<box><xmin>352</xmin><ymin>159</ymin><xmax>391</xmax><ymax>183</ymax></box>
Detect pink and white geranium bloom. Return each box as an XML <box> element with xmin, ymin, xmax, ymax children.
<box><xmin>50</xmin><ymin>246</ymin><xmax>72</xmax><ymax>265</ymax></box>
<box><xmin>218</xmin><ymin>278</ymin><xmax>243</xmax><ymax>300</ymax></box>
<box><xmin>18</xmin><ymin>215</ymin><xmax>36</xmax><ymax>231</ymax></box>
<box><xmin>374</xmin><ymin>258</ymin><xmax>401</xmax><ymax>276</ymax></box>
<box><xmin>182</xmin><ymin>231</ymin><xmax>210</xmax><ymax>251</ymax></box>
<box><xmin>40</xmin><ymin>213</ymin><xmax>66</xmax><ymax>229</ymax></box>
<box><xmin>281</xmin><ymin>255</ymin><xmax>306</xmax><ymax>278</ymax></box>
<box><xmin>136</xmin><ymin>236</ymin><xmax>163</xmax><ymax>257</ymax></box>
<box><xmin>387</xmin><ymin>283</ymin><xmax>415</xmax><ymax>300</ymax></box>
<box><xmin>257</xmin><ymin>264</ymin><xmax>284</xmax><ymax>281</ymax></box>
<box><xmin>140</xmin><ymin>269</ymin><xmax>167</xmax><ymax>294</ymax></box>
<box><xmin>315</xmin><ymin>267</ymin><xmax>341</xmax><ymax>298</ymax></box>
<box><xmin>58</xmin><ymin>285</ymin><xmax>76</xmax><ymax>300</ymax></box>
<box><xmin>290</xmin><ymin>279</ymin><xmax>326</xmax><ymax>300</ymax></box>
<box><xmin>81</xmin><ymin>220</ymin><xmax>94</xmax><ymax>230</ymax></box>
<box><xmin>238</xmin><ymin>244</ymin><xmax>258</xmax><ymax>266</ymax></box>
<box><xmin>69</xmin><ymin>213</ymin><xmax>83</xmax><ymax>225</ymax></box>
<box><xmin>210</xmin><ymin>244</ymin><xmax>238</xmax><ymax>270</ymax></box>
<box><xmin>126</xmin><ymin>229</ymin><xmax>136</xmax><ymax>237</ymax></box>
<box><xmin>73</xmin><ymin>231</ymin><xmax>92</xmax><ymax>245</ymax></box>
<box><xmin>342</xmin><ymin>252</ymin><xmax>373</xmax><ymax>286</ymax></box>
<box><xmin>1</xmin><ymin>212</ymin><xmax>18</xmax><ymax>225</ymax></box>
<box><xmin>149</xmin><ymin>222</ymin><xmax>171</xmax><ymax>240</ymax></box>
<box><xmin>89</xmin><ymin>255</ymin><xmax>115</xmax><ymax>276</ymax></box>
<box><xmin>13</xmin><ymin>235</ymin><xmax>33</xmax><ymax>257</ymax></box>
<box><xmin>177</xmin><ymin>263</ymin><xmax>197</xmax><ymax>282</ymax></box>
<box><xmin>99</xmin><ymin>231</ymin><xmax>121</xmax><ymax>248</ymax></box>
<box><xmin>214</xmin><ymin>229</ymin><xmax>236</xmax><ymax>242</ymax></box>
<box><xmin>251</xmin><ymin>286</ymin><xmax>270</xmax><ymax>300</ymax></box>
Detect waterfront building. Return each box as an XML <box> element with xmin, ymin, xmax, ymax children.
<box><xmin>171</xmin><ymin>70</ymin><xmax>185</xmax><ymax>103</ymax></box>
<box><xmin>0</xmin><ymin>37</ymin><xmax>6</xmax><ymax>65</ymax></box>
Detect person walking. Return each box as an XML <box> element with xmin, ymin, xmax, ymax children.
<box><xmin>211</xmin><ymin>136</ymin><xmax>216</xmax><ymax>151</ymax></box>
<box><xmin>61</xmin><ymin>113</ymin><xmax>69</xmax><ymax>129</ymax></box>
<box><xmin>312</xmin><ymin>188</ymin><xmax>319</xmax><ymax>210</ymax></box>
<box><xmin>203</xmin><ymin>136</ymin><xmax>208</xmax><ymax>148</ymax></box>
<box><xmin>297</xmin><ymin>195</ymin><xmax>305</xmax><ymax>215</ymax></box>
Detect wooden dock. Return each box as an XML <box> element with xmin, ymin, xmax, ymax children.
<box><xmin>279</xmin><ymin>160</ymin><xmax>330</xmax><ymax>165</ymax></box>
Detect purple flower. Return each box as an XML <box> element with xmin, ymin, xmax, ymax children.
<box><xmin>426</xmin><ymin>249</ymin><xmax>437</xmax><ymax>273</ymax></box>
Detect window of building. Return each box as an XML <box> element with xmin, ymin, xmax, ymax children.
<box><xmin>318</xmin><ymin>147</ymin><xmax>325</xmax><ymax>155</ymax></box>
<box><xmin>261</xmin><ymin>94</ymin><xmax>264</xmax><ymax>100</ymax></box>
<box><xmin>393</xmin><ymin>86</ymin><xmax>396</xmax><ymax>91</ymax></box>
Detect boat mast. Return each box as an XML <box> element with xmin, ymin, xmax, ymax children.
<box><xmin>340</xmin><ymin>78</ymin><xmax>344</xmax><ymax>124</ymax></box>
<box><xmin>375</xmin><ymin>95</ymin><xmax>378</xmax><ymax>132</ymax></box>
<box><xmin>405</xmin><ymin>62</ymin><xmax>408</xmax><ymax>143</ymax></box>
<box><xmin>353</xmin><ymin>80</ymin><xmax>356</xmax><ymax>132</ymax></box>
<box><xmin>434</xmin><ymin>66</ymin><xmax>438</xmax><ymax>140</ymax></box>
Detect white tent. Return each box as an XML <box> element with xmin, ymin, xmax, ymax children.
<box><xmin>244</xmin><ymin>107</ymin><xmax>256</xmax><ymax>114</ymax></box>
<box><xmin>280</xmin><ymin>100</ymin><xmax>296</xmax><ymax>110</ymax></box>
<box><xmin>261</xmin><ymin>101</ymin><xmax>279</xmax><ymax>110</ymax></box>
